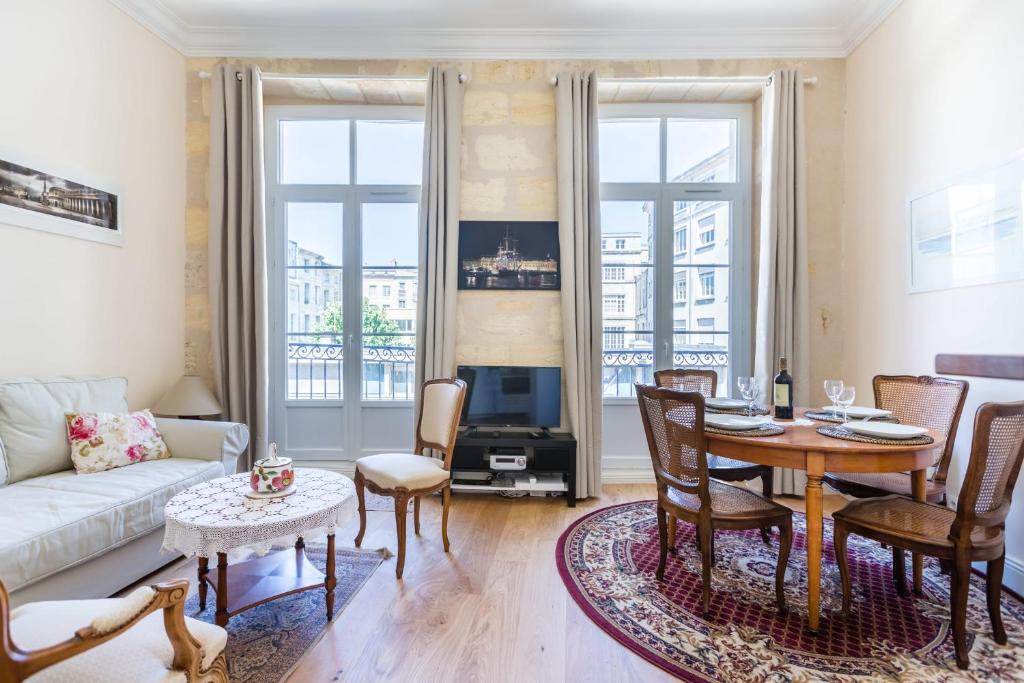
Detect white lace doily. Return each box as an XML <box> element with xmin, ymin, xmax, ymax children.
<box><xmin>162</xmin><ymin>468</ymin><xmax>356</xmax><ymax>558</ymax></box>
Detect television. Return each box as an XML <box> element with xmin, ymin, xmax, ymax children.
<box><xmin>457</xmin><ymin>365</ymin><xmax>561</xmax><ymax>428</ymax></box>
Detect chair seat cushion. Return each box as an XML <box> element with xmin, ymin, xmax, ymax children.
<box><xmin>356</xmin><ymin>453</ymin><xmax>450</xmax><ymax>491</ymax></box>
<box><xmin>11</xmin><ymin>595</ymin><xmax>226</xmax><ymax>682</ymax></box>
<box><xmin>667</xmin><ymin>480</ymin><xmax>789</xmax><ymax>519</ymax></box>
<box><xmin>833</xmin><ymin>495</ymin><xmax>1003</xmax><ymax>551</ymax></box>
<box><xmin>824</xmin><ymin>471</ymin><xmax>945</xmax><ymax>501</ymax></box>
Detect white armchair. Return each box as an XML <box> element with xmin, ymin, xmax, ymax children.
<box><xmin>0</xmin><ymin>578</ymin><xmax>228</xmax><ymax>683</ymax></box>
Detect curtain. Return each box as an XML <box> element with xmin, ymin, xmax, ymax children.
<box><xmin>208</xmin><ymin>64</ymin><xmax>268</xmax><ymax>470</ymax></box>
<box><xmin>415</xmin><ymin>67</ymin><xmax>464</xmax><ymax>406</ymax></box>
<box><xmin>555</xmin><ymin>71</ymin><xmax>603</xmax><ymax>499</ymax></box>
<box><xmin>755</xmin><ymin>69</ymin><xmax>810</xmax><ymax>495</ymax></box>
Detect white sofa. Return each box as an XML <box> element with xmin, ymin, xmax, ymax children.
<box><xmin>0</xmin><ymin>377</ymin><xmax>248</xmax><ymax>608</ymax></box>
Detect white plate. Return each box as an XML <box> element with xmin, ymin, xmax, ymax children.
<box><xmin>707</xmin><ymin>397</ymin><xmax>748</xmax><ymax>410</ymax></box>
<box><xmin>821</xmin><ymin>405</ymin><xmax>892</xmax><ymax>419</ymax></box>
<box><xmin>706</xmin><ymin>414</ymin><xmax>771</xmax><ymax>431</ymax></box>
<box><xmin>842</xmin><ymin>422</ymin><xmax>927</xmax><ymax>440</ymax></box>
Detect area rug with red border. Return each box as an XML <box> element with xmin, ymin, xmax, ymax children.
<box><xmin>556</xmin><ymin>501</ymin><xmax>1024</xmax><ymax>681</ymax></box>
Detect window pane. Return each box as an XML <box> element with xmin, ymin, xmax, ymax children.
<box><xmin>600</xmin><ymin>200</ymin><xmax>655</xmax><ymax>397</ymax></box>
<box><xmin>356</xmin><ymin>120</ymin><xmax>424</xmax><ymax>185</ymax></box>
<box><xmin>666</xmin><ymin>118</ymin><xmax>736</xmax><ymax>183</ymax></box>
<box><xmin>280</xmin><ymin>120</ymin><xmax>350</xmax><ymax>184</ymax></box>
<box><xmin>362</xmin><ymin>203</ymin><xmax>418</xmax><ymax>400</ymax></box>
<box><xmin>286</xmin><ymin>202</ymin><xmax>343</xmax><ymax>399</ymax></box>
<box><xmin>598</xmin><ymin>119</ymin><xmax>660</xmax><ymax>182</ymax></box>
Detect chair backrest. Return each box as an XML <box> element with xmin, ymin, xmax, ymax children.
<box><xmin>635</xmin><ymin>384</ymin><xmax>710</xmax><ymax>506</ymax></box>
<box><xmin>414</xmin><ymin>378</ymin><xmax>467</xmax><ymax>469</ymax></box>
<box><xmin>654</xmin><ymin>369</ymin><xmax>717</xmax><ymax>399</ymax></box>
<box><xmin>873</xmin><ymin>374</ymin><xmax>969</xmax><ymax>484</ymax></box>
<box><xmin>951</xmin><ymin>401</ymin><xmax>1024</xmax><ymax>541</ymax></box>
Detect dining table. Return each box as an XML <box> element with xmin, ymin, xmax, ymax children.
<box><xmin>703</xmin><ymin>407</ymin><xmax>945</xmax><ymax>633</ymax></box>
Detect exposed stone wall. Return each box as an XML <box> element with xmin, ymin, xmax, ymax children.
<box><xmin>184</xmin><ymin>58</ymin><xmax>845</xmax><ymax>401</ymax></box>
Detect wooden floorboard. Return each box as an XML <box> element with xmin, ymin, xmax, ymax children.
<box><xmin>137</xmin><ymin>484</ymin><xmax>845</xmax><ymax>682</ymax></box>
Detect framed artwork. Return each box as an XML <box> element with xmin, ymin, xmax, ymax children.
<box><xmin>458</xmin><ymin>220</ymin><xmax>560</xmax><ymax>291</ymax></box>
<box><xmin>0</xmin><ymin>156</ymin><xmax>122</xmax><ymax>246</ymax></box>
<box><xmin>908</xmin><ymin>157</ymin><xmax>1024</xmax><ymax>293</ymax></box>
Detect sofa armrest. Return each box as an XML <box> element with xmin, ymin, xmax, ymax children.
<box><xmin>155</xmin><ymin>418</ymin><xmax>249</xmax><ymax>474</ymax></box>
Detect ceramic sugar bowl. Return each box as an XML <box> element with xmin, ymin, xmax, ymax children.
<box><xmin>250</xmin><ymin>443</ymin><xmax>295</xmax><ymax>494</ymax></box>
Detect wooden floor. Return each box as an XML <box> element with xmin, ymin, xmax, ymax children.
<box><xmin>141</xmin><ymin>485</ymin><xmax>845</xmax><ymax>682</ymax></box>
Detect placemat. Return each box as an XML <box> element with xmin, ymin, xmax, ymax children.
<box><xmin>805</xmin><ymin>410</ymin><xmax>899</xmax><ymax>424</ymax></box>
<box><xmin>816</xmin><ymin>425</ymin><xmax>934</xmax><ymax>446</ymax></box>
<box><xmin>706</xmin><ymin>404</ymin><xmax>770</xmax><ymax>416</ymax></box>
<box><xmin>706</xmin><ymin>424</ymin><xmax>785</xmax><ymax>437</ymax></box>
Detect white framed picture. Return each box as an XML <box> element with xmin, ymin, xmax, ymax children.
<box><xmin>908</xmin><ymin>156</ymin><xmax>1024</xmax><ymax>293</ymax></box>
<box><xmin>0</xmin><ymin>155</ymin><xmax>123</xmax><ymax>247</ymax></box>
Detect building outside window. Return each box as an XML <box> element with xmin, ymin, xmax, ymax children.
<box><xmin>603</xmin><ymin>266</ymin><xmax>625</xmax><ymax>281</ymax></box>
<box><xmin>604</xmin><ymin>294</ymin><xmax>626</xmax><ymax>314</ymax></box>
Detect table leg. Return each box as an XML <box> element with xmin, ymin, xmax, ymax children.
<box><xmin>215</xmin><ymin>552</ymin><xmax>229</xmax><ymax>627</ymax></box>
<box><xmin>325</xmin><ymin>533</ymin><xmax>337</xmax><ymax>620</ymax></box>
<box><xmin>197</xmin><ymin>556</ymin><xmax>209</xmax><ymax>610</ymax></box>
<box><xmin>805</xmin><ymin>454</ymin><xmax>825</xmax><ymax>633</ymax></box>
<box><xmin>911</xmin><ymin>469</ymin><xmax>927</xmax><ymax>594</ymax></box>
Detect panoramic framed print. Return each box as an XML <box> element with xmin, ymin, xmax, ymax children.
<box><xmin>0</xmin><ymin>155</ymin><xmax>122</xmax><ymax>246</ymax></box>
<box><xmin>908</xmin><ymin>156</ymin><xmax>1024</xmax><ymax>293</ymax></box>
<box><xmin>458</xmin><ymin>220</ymin><xmax>560</xmax><ymax>291</ymax></box>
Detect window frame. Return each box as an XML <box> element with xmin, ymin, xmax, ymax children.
<box><xmin>599</xmin><ymin>102</ymin><xmax>753</xmax><ymax>404</ymax></box>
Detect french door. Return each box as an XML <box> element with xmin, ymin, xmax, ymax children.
<box><xmin>265</xmin><ymin>106</ymin><xmax>424</xmax><ymax>464</ymax></box>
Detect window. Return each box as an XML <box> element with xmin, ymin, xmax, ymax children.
<box><xmin>398</xmin><ymin>299</ymin><xmax>406</xmax><ymax>308</ymax></box>
<box><xmin>369</xmin><ymin>284</ymin><xmax>377</xmax><ymax>296</ymax></box>
<box><xmin>603</xmin><ymin>267</ymin><xmax>625</xmax><ymax>281</ymax></box>
<box><xmin>382</xmin><ymin>285</ymin><xmax>391</xmax><ymax>297</ymax></box>
<box><xmin>599</xmin><ymin>103</ymin><xmax>751</xmax><ymax>399</ymax></box>
<box><xmin>303</xmin><ymin>283</ymin><xmax>310</xmax><ymax>304</ymax></box>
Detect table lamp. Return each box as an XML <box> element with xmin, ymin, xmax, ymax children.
<box><xmin>153</xmin><ymin>375</ymin><xmax>222</xmax><ymax>419</ymax></box>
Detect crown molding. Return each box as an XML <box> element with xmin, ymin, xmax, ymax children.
<box><xmin>108</xmin><ymin>0</ymin><xmax>902</xmax><ymax>60</ymax></box>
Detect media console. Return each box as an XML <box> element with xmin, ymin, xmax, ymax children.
<box><xmin>450</xmin><ymin>430</ymin><xmax>577</xmax><ymax>507</ymax></box>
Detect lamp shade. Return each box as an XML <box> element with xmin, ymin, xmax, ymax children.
<box><xmin>153</xmin><ymin>375</ymin><xmax>222</xmax><ymax>417</ymax></box>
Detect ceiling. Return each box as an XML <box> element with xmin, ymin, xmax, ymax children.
<box><xmin>109</xmin><ymin>0</ymin><xmax>902</xmax><ymax>59</ymax></box>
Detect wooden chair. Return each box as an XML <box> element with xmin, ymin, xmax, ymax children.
<box><xmin>354</xmin><ymin>377</ymin><xmax>467</xmax><ymax>579</ymax></box>
<box><xmin>0</xmin><ymin>578</ymin><xmax>228</xmax><ymax>683</ymax></box>
<box><xmin>635</xmin><ymin>384</ymin><xmax>794</xmax><ymax>615</ymax></box>
<box><xmin>654</xmin><ymin>369</ymin><xmax>774</xmax><ymax>547</ymax></box>
<box><xmin>834</xmin><ymin>400</ymin><xmax>1024</xmax><ymax>670</ymax></box>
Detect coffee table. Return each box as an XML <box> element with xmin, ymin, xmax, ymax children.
<box><xmin>162</xmin><ymin>468</ymin><xmax>356</xmax><ymax>626</ymax></box>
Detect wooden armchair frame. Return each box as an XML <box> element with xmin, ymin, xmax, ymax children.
<box><xmin>0</xmin><ymin>578</ymin><xmax>228</xmax><ymax>683</ymax></box>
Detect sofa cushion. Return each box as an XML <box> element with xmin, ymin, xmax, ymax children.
<box><xmin>0</xmin><ymin>458</ymin><xmax>223</xmax><ymax>593</ymax></box>
<box><xmin>0</xmin><ymin>377</ymin><xmax>128</xmax><ymax>484</ymax></box>
<box><xmin>11</xmin><ymin>595</ymin><xmax>226</xmax><ymax>682</ymax></box>
<box><xmin>356</xmin><ymin>452</ymin><xmax>450</xmax><ymax>490</ymax></box>
<box><xmin>67</xmin><ymin>410</ymin><xmax>169</xmax><ymax>474</ymax></box>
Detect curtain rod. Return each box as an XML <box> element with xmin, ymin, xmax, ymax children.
<box><xmin>197</xmin><ymin>71</ymin><xmax>467</xmax><ymax>83</ymax></box>
<box><xmin>550</xmin><ymin>75</ymin><xmax>818</xmax><ymax>86</ymax></box>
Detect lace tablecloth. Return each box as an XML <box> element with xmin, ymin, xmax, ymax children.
<box><xmin>162</xmin><ymin>468</ymin><xmax>356</xmax><ymax>558</ymax></box>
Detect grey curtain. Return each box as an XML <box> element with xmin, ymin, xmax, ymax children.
<box><xmin>555</xmin><ymin>71</ymin><xmax>602</xmax><ymax>499</ymax></box>
<box><xmin>415</xmin><ymin>67</ymin><xmax>463</xmax><ymax>405</ymax></box>
<box><xmin>208</xmin><ymin>64</ymin><xmax>268</xmax><ymax>470</ymax></box>
<box><xmin>755</xmin><ymin>69</ymin><xmax>809</xmax><ymax>495</ymax></box>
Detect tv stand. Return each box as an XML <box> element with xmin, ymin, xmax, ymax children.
<box><xmin>451</xmin><ymin>429</ymin><xmax>577</xmax><ymax>507</ymax></box>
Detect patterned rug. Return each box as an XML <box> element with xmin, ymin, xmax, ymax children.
<box><xmin>557</xmin><ymin>501</ymin><xmax>1024</xmax><ymax>681</ymax></box>
<box><xmin>186</xmin><ymin>543</ymin><xmax>383</xmax><ymax>682</ymax></box>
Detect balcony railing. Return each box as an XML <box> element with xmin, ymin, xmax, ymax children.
<box><xmin>286</xmin><ymin>341</ymin><xmax>728</xmax><ymax>401</ymax></box>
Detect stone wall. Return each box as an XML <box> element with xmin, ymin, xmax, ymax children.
<box><xmin>185</xmin><ymin>58</ymin><xmax>845</xmax><ymax>402</ymax></box>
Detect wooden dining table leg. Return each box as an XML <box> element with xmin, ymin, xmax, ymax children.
<box><xmin>805</xmin><ymin>454</ymin><xmax>825</xmax><ymax>633</ymax></box>
<box><xmin>911</xmin><ymin>468</ymin><xmax>927</xmax><ymax>594</ymax></box>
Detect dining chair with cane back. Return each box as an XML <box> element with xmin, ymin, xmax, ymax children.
<box><xmin>635</xmin><ymin>384</ymin><xmax>794</xmax><ymax>616</ymax></box>
<box><xmin>823</xmin><ymin>374</ymin><xmax>969</xmax><ymax>590</ymax></box>
<box><xmin>354</xmin><ymin>377</ymin><xmax>467</xmax><ymax>579</ymax></box>
<box><xmin>833</xmin><ymin>400</ymin><xmax>1024</xmax><ymax>670</ymax></box>
<box><xmin>654</xmin><ymin>369</ymin><xmax>776</xmax><ymax>548</ymax></box>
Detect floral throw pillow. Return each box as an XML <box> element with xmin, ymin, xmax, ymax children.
<box><xmin>65</xmin><ymin>410</ymin><xmax>170</xmax><ymax>474</ymax></box>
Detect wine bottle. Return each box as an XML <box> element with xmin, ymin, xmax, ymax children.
<box><xmin>774</xmin><ymin>356</ymin><xmax>794</xmax><ymax>419</ymax></box>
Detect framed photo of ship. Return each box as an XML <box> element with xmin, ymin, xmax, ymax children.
<box><xmin>0</xmin><ymin>155</ymin><xmax>122</xmax><ymax>246</ymax></box>
<box><xmin>458</xmin><ymin>220</ymin><xmax>560</xmax><ymax>291</ymax></box>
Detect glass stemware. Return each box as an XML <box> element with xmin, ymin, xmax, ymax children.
<box><xmin>737</xmin><ymin>376</ymin><xmax>759</xmax><ymax>417</ymax></box>
<box><xmin>824</xmin><ymin>379</ymin><xmax>844</xmax><ymax>416</ymax></box>
<box><xmin>836</xmin><ymin>386</ymin><xmax>856</xmax><ymax>423</ymax></box>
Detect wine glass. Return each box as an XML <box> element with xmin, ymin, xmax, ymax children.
<box><xmin>737</xmin><ymin>376</ymin><xmax>759</xmax><ymax>417</ymax></box>
<box><xmin>836</xmin><ymin>386</ymin><xmax>856</xmax><ymax>423</ymax></box>
<box><xmin>824</xmin><ymin>379</ymin><xmax>844</xmax><ymax>416</ymax></box>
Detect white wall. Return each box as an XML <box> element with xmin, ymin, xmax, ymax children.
<box><xmin>843</xmin><ymin>0</ymin><xmax>1024</xmax><ymax>591</ymax></box>
<box><xmin>0</xmin><ymin>0</ymin><xmax>186</xmax><ymax>408</ymax></box>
